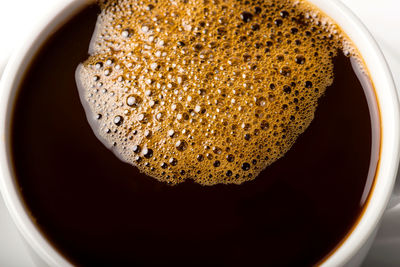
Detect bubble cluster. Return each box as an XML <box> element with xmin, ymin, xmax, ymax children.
<box><xmin>76</xmin><ymin>0</ymin><xmax>358</xmax><ymax>185</ymax></box>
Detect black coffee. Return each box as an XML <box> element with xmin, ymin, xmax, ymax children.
<box><xmin>11</xmin><ymin>3</ymin><xmax>379</xmax><ymax>267</ymax></box>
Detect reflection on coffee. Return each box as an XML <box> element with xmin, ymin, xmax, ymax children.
<box><xmin>77</xmin><ymin>0</ymin><xmax>362</xmax><ymax>185</ymax></box>
<box><xmin>11</xmin><ymin>0</ymin><xmax>380</xmax><ymax>266</ymax></box>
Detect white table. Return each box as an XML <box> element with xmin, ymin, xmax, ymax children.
<box><xmin>1</xmin><ymin>0</ymin><xmax>400</xmax><ymax>266</ymax></box>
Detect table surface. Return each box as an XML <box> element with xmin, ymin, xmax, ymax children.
<box><xmin>1</xmin><ymin>0</ymin><xmax>400</xmax><ymax>266</ymax></box>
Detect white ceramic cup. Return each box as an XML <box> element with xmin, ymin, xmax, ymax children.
<box><xmin>0</xmin><ymin>0</ymin><xmax>399</xmax><ymax>266</ymax></box>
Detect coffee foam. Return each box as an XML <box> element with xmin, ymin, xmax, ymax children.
<box><xmin>76</xmin><ymin>0</ymin><xmax>357</xmax><ymax>185</ymax></box>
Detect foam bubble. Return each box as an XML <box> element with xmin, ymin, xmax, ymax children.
<box><xmin>76</xmin><ymin>0</ymin><xmax>359</xmax><ymax>185</ymax></box>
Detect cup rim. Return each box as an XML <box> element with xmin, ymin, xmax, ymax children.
<box><xmin>0</xmin><ymin>0</ymin><xmax>399</xmax><ymax>266</ymax></box>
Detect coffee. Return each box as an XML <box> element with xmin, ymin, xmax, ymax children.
<box><xmin>11</xmin><ymin>1</ymin><xmax>380</xmax><ymax>266</ymax></box>
<box><xmin>76</xmin><ymin>0</ymin><xmax>361</xmax><ymax>186</ymax></box>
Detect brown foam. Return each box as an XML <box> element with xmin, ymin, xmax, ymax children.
<box><xmin>76</xmin><ymin>0</ymin><xmax>355</xmax><ymax>185</ymax></box>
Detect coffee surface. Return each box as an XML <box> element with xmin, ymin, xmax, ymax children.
<box><xmin>77</xmin><ymin>0</ymin><xmax>356</xmax><ymax>185</ymax></box>
<box><xmin>11</xmin><ymin>3</ymin><xmax>379</xmax><ymax>267</ymax></box>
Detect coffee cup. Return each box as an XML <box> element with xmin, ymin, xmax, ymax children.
<box><xmin>0</xmin><ymin>0</ymin><xmax>399</xmax><ymax>266</ymax></box>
